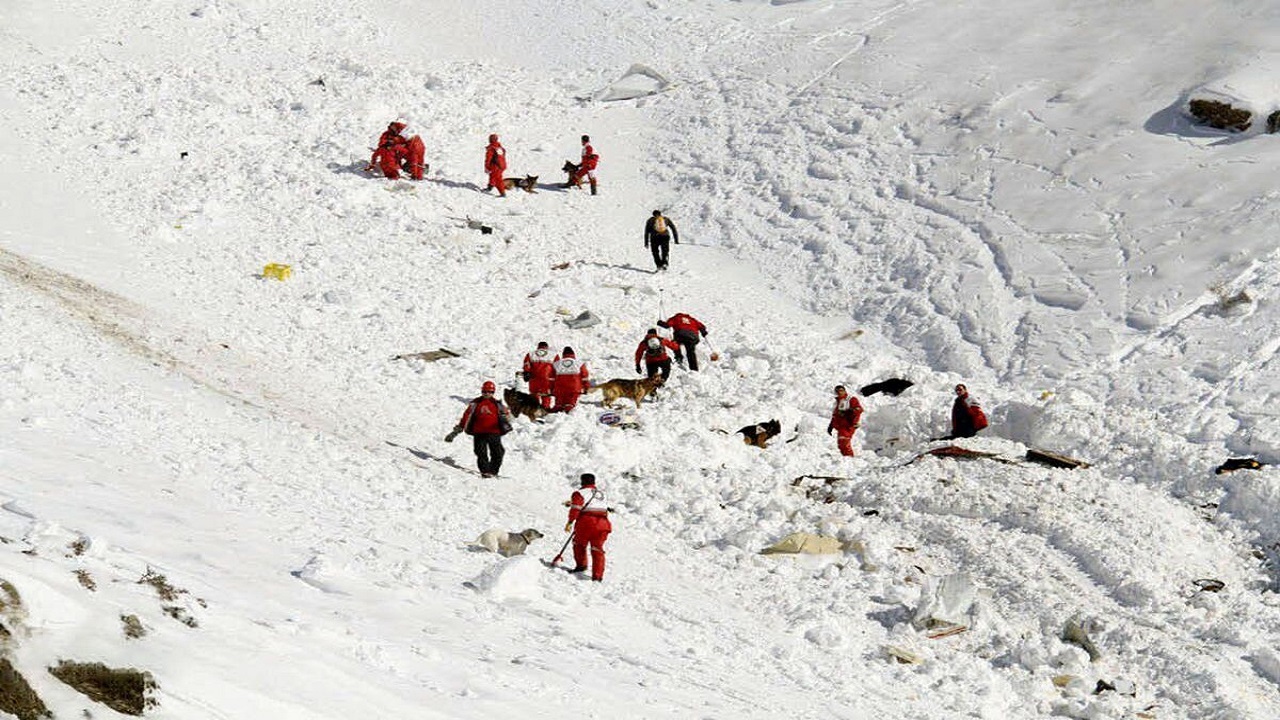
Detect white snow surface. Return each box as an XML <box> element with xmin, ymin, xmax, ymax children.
<box><xmin>2</xmin><ymin>0</ymin><xmax>1280</xmax><ymax>718</ymax></box>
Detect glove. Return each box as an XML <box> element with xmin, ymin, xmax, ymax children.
<box><xmin>444</xmin><ymin>427</ymin><xmax>461</xmax><ymax>443</ymax></box>
<box><xmin>635</xmin><ymin>364</ymin><xmax>642</xmax><ymax>375</ymax></box>
<box><xmin>521</xmin><ymin>371</ymin><xmax>532</xmax><ymax>382</ymax></box>
<box><xmin>643</xmin><ymin>241</ymin><xmax>649</xmax><ymax>249</ymax></box>
<box><xmin>564</xmin><ymin>522</ymin><xmax>574</xmax><ymax>533</ymax></box>
<box><xmin>826</xmin><ymin>425</ymin><xmax>834</xmax><ymax>435</ymax></box>
<box><xmin>700</xmin><ymin>329</ymin><xmax>708</xmax><ymax>337</ymax></box>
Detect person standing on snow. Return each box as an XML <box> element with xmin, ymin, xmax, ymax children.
<box><xmin>484</xmin><ymin>133</ymin><xmax>507</xmax><ymax>196</ymax></box>
<box><xmin>634</xmin><ymin>328</ymin><xmax>682</xmax><ymax>381</ymax></box>
<box><xmin>827</xmin><ymin>385</ymin><xmax>864</xmax><ymax>457</ymax></box>
<box><xmin>521</xmin><ymin>341</ymin><xmax>558</xmax><ymax>409</ymax></box>
<box><xmin>949</xmin><ymin>383</ymin><xmax>989</xmax><ymax>439</ymax></box>
<box><xmin>445</xmin><ymin>380</ymin><xmax>512</xmax><ymax>477</ymax></box>
<box><xmin>564</xmin><ymin>473</ymin><xmax>612</xmax><ymax>581</ymax></box>
<box><xmin>657</xmin><ymin>312</ymin><xmax>708</xmax><ymax>371</ymax></box>
<box><xmin>644</xmin><ymin>210</ymin><xmax>678</xmax><ymax>272</ymax></box>
<box><xmin>551</xmin><ymin>347</ymin><xmax>590</xmax><ymax>412</ymax></box>
<box><xmin>568</xmin><ymin>134</ymin><xmax>599</xmax><ymax>195</ymax></box>
<box><xmin>367</xmin><ymin>121</ymin><xmax>426</xmax><ymax>180</ymax></box>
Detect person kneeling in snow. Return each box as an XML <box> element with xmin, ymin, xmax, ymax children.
<box><xmin>827</xmin><ymin>385</ymin><xmax>864</xmax><ymax>456</ymax></box>
<box><xmin>367</xmin><ymin>121</ymin><xmax>426</xmax><ymax>180</ymax></box>
<box><xmin>949</xmin><ymin>383</ymin><xmax>988</xmax><ymax>439</ymax></box>
<box><xmin>564</xmin><ymin>473</ymin><xmax>611</xmax><ymax>581</ymax></box>
<box><xmin>445</xmin><ymin>381</ymin><xmax>511</xmax><ymax>477</ymax></box>
<box><xmin>551</xmin><ymin>347</ymin><xmax>590</xmax><ymax>412</ymax></box>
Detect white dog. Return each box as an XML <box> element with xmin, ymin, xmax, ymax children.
<box><xmin>470</xmin><ymin>528</ymin><xmax>545</xmax><ymax>557</ymax></box>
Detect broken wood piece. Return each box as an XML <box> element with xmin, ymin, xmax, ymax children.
<box><xmin>1192</xmin><ymin>578</ymin><xmax>1225</xmax><ymax>593</ymax></box>
<box><xmin>1215</xmin><ymin>457</ymin><xmax>1265</xmax><ymax>474</ymax></box>
<box><xmin>925</xmin><ymin>623</ymin><xmax>968</xmax><ymax>639</ymax></box>
<box><xmin>391</xmin><ymin>348</ymin><xmax>462</xmax><ymax>362</ymax></box>
<box><xmin>1026</xmin><ymin>448</ymin><xmax>1090</xmax><ymax>469</ymax></box>
<box><xmin>884</xmin><ymin>645</ymin><xmax>923</xmax><ymax>664</ymax></box>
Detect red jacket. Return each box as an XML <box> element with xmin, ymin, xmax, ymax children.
<box><xmin>568</xmin><ymin>485</ymin><xmax>609</xmax><ymax>524</ymax></box>
<box><xmin>372</xmin><ymin>124</ymin><xmax>409</xmax><ymax>164</ymax></box>
<box><xmin>829</xmin><ymin>396</ymin><xmax>864</xmax><ymax>433</ymax></box>
<box><xmin>580</xmin><ymin>143</ymin><xmax>599</xmax><ymax>171</ymax></box>
<box><xmin>659</xmin><ymin>313</ymin><xmax>706</xmax><ymax>338</ymax></box>
<box><xmin>459</xmin><ymin>396</ymin><xmax>511</xmax><ymax>435</ymax></box>
<box><xmin>552</xmin><ymin>357</ymin><xmax>589</xmax><ymax>393</ymax></box>
<box><xmin>523</xmin><ymin>348</ymin><xmax>559</xmax><ymax>383</ymax></box>
<box><xmin>485</xmin><ymin>142</ymin><xmax>507</xmax><ymax>172</ymax></box>
<box><xmin>951</xmin><ymin>394</ymin><xmax>988</xmax><ymax>437</ymax></box>
<box><xmin>635</xmin><ymin>334</ymin><xmax>681</xmax><ymax>365</ymax></box>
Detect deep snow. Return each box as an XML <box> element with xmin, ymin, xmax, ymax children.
<box><xmin>2</xmin><ymin>0</ymin><xmax>1279</xmax><ymax>718</ymax></box>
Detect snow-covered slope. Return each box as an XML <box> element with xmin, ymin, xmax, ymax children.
<box><xmin>1</xmin><ymin>0</ymin><xmax>1278</xmax><ymax>718</ymax></box>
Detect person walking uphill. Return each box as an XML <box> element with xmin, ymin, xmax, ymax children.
<box><xmin>657</xmin><ymin>312</ymin><xmax>708</xmax><ymax>371</ymax></box>
<box><xmin>551</xmin><ymin>347</ymin><xmax>590</xmax><ymax>412</ymax></box>
<box><xmin>484</xmin><ymin>133</ymin><xmax>507</xmax><ymax>196</ymax></box>
<box><xmin>635</xmin><ymin>328</ymin><xmax>682</xmax><ymax>381</ymax></box>
<box><xmin>949</xmin><ymin>383</ymin><xmax>988</xmax><ymax>439</ymax></box>
<box><xmin>644</xmin><ymin>210</ymin><xmax>678</xmax><ymax>272</ymax></box>
<box><xmin>521</xmin><ymin>341</ymin><xmax>558</xmax><ymax>409</ymax></box>
<box><xmin>564</xmin><ymin>473</ymin><xmax>612</xmax><ymax>581</ymax></box>
<box><xmin>827</xmin><ymin>385</ymin><xmax>864</xmax><ymax>457</ymax></box>
<box><xmin>445</xmin><ymin>381</ymin><xmax>512</xmax><ymax>477</ymax></box>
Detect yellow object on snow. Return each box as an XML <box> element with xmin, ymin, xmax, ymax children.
<box><xmin>262</xmin><ymin>263</ymin><xmax>292</xmax><ymax>281</ymax></box>
<box><xmin>760</xmin><ymin>532</ymin><xmax>845</xmax><ymax>555</ymax></box>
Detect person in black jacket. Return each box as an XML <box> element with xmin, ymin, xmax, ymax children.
<box><xmin>644</xmin><ymin>210</ymin><xmax>678</xmax><ymax>271</ymax></box>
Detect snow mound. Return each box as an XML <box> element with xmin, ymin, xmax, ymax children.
<box><xmin>464</xmin><ymin>556</ymin><xmax>546</xmax><ymax>601</ymax></box>
<box><xmin>1185</xmin><ymin>56</ymin><xmax>1280</xmax><ymax>133</ymax></box>
<box><xmin>592</xmin><ymin>64</ymin><xmax>672</xmax><ymax>102</ymax></box>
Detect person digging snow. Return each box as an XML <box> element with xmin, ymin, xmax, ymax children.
<box><xmin>551</xmin><ymin>346</ymin><xmax>590</xmax><ymax>413</ymax></box>
<box><xmin>949</xmin><ymin>383</ymin><xmax>989</xmax><ymax>439</ymax></box>
<box><xmin>657</xmin><ymin>312</ymin><xmax>708</xmax><ymax>371</ymax></box>
<box><xmin>635</xmin><ymin>328</ymin><xmax>682</xmax><ymax>381</ymax></box>
<box><xmin>644</xmin><ymin>210</ymin><xmax>678</xmax><ymax>272</ymax></box>
<box><xmin>484</xmin><ymin>133</ymin><xmax>507</xmax><ymax>196</ymax></box>
<box><xmin>367</xmin><ymin>121</ymin><xmax>426</xmax><ymax>180</ymax></box>
<box><xmin>445</xmin><ymin>380</ymin><xmax>512</xmax><ymax>477</ymax></box>
<box><xmin>827</xmin><ymin>385</ymin><xmax>864</xmax><ymax>457</ymax></box>
<box><xmin>564</xmin><ymin>473</ymin><xmax>612</xmax><ymax>581</ymax></box>
<box><xmin>521</xmin><ymin>341</ymin><xmax>558</xmax><ymax>409</ymax></box>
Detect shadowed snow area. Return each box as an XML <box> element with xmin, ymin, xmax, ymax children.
<box><xmin>1</xmin><ymin>0</ymin><xmax>1279</xmax><ymax>718</ymax></box>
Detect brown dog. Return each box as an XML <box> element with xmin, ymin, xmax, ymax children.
<box><xmin>738</xmin><ymin>419</ymin><xmax>782</xmax><ymax>448</ymax></box>
<box><xmin>502</xmin><ymin>175</ymin><xmax>539</xmax><ymax>193</ymax></box>
<box><xmin>590</xmin><ymin>375</ymin><xmax>665</xmax><ymax>408</ymax></box>
<box><xmin>504</xmin><ymin>388</ymin><xmax>548</xmax><ymax>422</ymax></box>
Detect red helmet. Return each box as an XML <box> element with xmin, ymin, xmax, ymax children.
<box><xmin>482</xmin><ymin>381</ymin><xmax>496</xmax><ymax>393</ymax></box>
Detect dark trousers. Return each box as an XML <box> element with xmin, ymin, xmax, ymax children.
<box><xmin>644</xmin><ymin>358</ymin><xmax>672</xmax><ymax>381</ymax></box>
<box><xmin>472</xmin><ymin>434</ymin><xmax>504</xmax><ymax>475</ymax></box>
<box><xmin>673</xmin><ymin>331</ymin><xmax>700</xmax><ymax>371</ymax></box>
<box><xmin>649</xmin><ymin>235</ymin><xmax>670</xmax><ymax>270</ymax></box>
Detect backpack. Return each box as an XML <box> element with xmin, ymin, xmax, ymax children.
<box><xmin>653</xmin><ymin>215</ymin><xmax>667</xmax><ymax>234</ymax></box>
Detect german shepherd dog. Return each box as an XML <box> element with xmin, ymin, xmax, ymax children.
<box><xmin>502</xmin><ymin>175</ymin><xmax>539</xmax><ymax>193</ymax></box>
<box><xmin>504</xmin><ymin>388</ymin><xmax>548</xmax><ymax>422</ymax></box>
<box><xmin>590</xmin><ymin>374</ymin><xmax>665</xmax><ymax>408</ymax></box>
<box><xmin>562</xmin><ymin>160</ymin><xmax>581</xmax><ymax>188</ymax></box>
<box><xmin>738</xmin><ymin>419</ymin><xmax>783</xmax><ymax>448</ymax></box>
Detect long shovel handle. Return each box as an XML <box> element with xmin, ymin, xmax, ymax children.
<box><xmin>550</xmin><ymin>529</ymin><xmax>575</xmax><ymax>565</ymax></box>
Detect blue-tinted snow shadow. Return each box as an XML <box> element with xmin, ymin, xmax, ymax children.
<box><xmin>1144</xmin><ymin>98</ymin><xmax>1256</xmax><ymax>146</ymax></box>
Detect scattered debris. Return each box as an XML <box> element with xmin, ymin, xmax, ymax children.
<box><xmin>860</xmin><ymin>378</ymin><xmax>914</xmax><ymax>397</ymax></box>
<box><xmin>308</xmin><ymin>77</ymin><xmax>326</xmax><ymax>89</ymax></box>
<box><xmin>591</xmin><ymin>63</ymin><xmax>672</xmax><ymax>102</ymax></box>
<box><xmin>563</xmin><ymin>310</ymin><xmax>602</xmax><ymax>329</ymax></box>
<box><xmin>908</xmin><ymin>445</ymin><xmax>1018</xmax><ymax>465</ymax></box>
<box><xmin>1052</xmin><ymin>674</ymin><xmax>1079</xmax><ymax>688</ymax></box>
<box><xmin>390</xmin><ymin>348</ymin><xmax>462</xmax><ymax>362</ymax></box>
<box><xmin>550</xmin><ymin>261</ymin><xmax>572</xmax><ymax>270</ymax></box>
<box><xmin>912</xmin><ymin>573</ymin><xmax>980</xmax><ymax>637</ymax></box>
<box><xmin>1025</xmin><ymin>448</ymin><xmax>1090</xmax><ymax>470</ymax></box>
<box><xmin>260</xmin><ymin>263</ymin><xmax>292</xmax><ymax>281</ymax></box>
<box><xmin>1062</xmin><ymin>613</ymin><xmax>1102</xmax><ymax>662</ymax></box>
<box><xmin>73</xmin><ymin>570</ymin><xmax>96</xmax><ymax>592</ymax></box>
<box><xmin>463</xmin><ymin>217</ymin><xmax>493</xmax><ymax>235</ymax></box>
<box><xmin>1215</xmin><ymin>457</ymin><xmax>1265</xmax><ymax>474</ymax></box>
<box><xmin>67</xmin><ymin>537</ymin><xmax>88</xmax><ymax>557</ymax></box>
<box><xmin>137</xmin><ymin>568</ymin><xmax>183</xmax><ymax>602</ymax></box>
<box><xmin>49</xmin><ymin>660</ymin><xmax>157</xmax><ymax>716</ymax></box>
<box><xmin>883</xmin><ymin>645</ymin><xmax>923</xmax><ymax>664</ymax></box>
<box><xmin>1094</xmin><ymin>679</ymin><xmax>1116</xmax><ymax>694</ymax></box>
<box><xmin>0</xmin><ymin>657</ymin><xmax>49</xmax><ymax>720</ymax></box>
<box><xmin>1192</xmin><ymin>578</ymin><xmax>1225</xmax><ymax>593</ymax></box>
<box><xmin>120</xmin><ymin>614</ymin><xmax>146</xmax><ymax>640</ymax></box>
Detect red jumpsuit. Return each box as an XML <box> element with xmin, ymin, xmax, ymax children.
<box><xmin>370</xmin><ymin>123</ymin><xmax>426</xmax><ymax>180</ymax></box>
<box><xmin>951</xmin><ymin>393</ymin><xmax>988</xmax><ymax>438</ymax></box>
<box><xmin>829</xmin><ymin>394</ymin><xmax>864</xmax><ymax>456</ymax></box>
<box><xmin>573</xmin><ymin>141</ymin><xmax>599</xmax><ymax>189</ymax></box>
<box><xmin>551</xmin><ymin>355</ymin><xmax>589</xmax><ymax>412</ymax></box>
<box><xmin>634</xmin><ymin>333</ymin><xmax>682</xmax><ymax>379</ymax></box>
<box><xmin>522</xmin><ymin>347</ymin><xmax>559</xmax><ymax>409</ymax></box>
<box><xmin>485</xmin><ymin>137</ymin><xmax>507</xmax><ymax>196</ymax></box>
<box><xmin>568</xmin><ymin>484</ymin><xmax>611</xmax><ymax>580</ymax></box>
